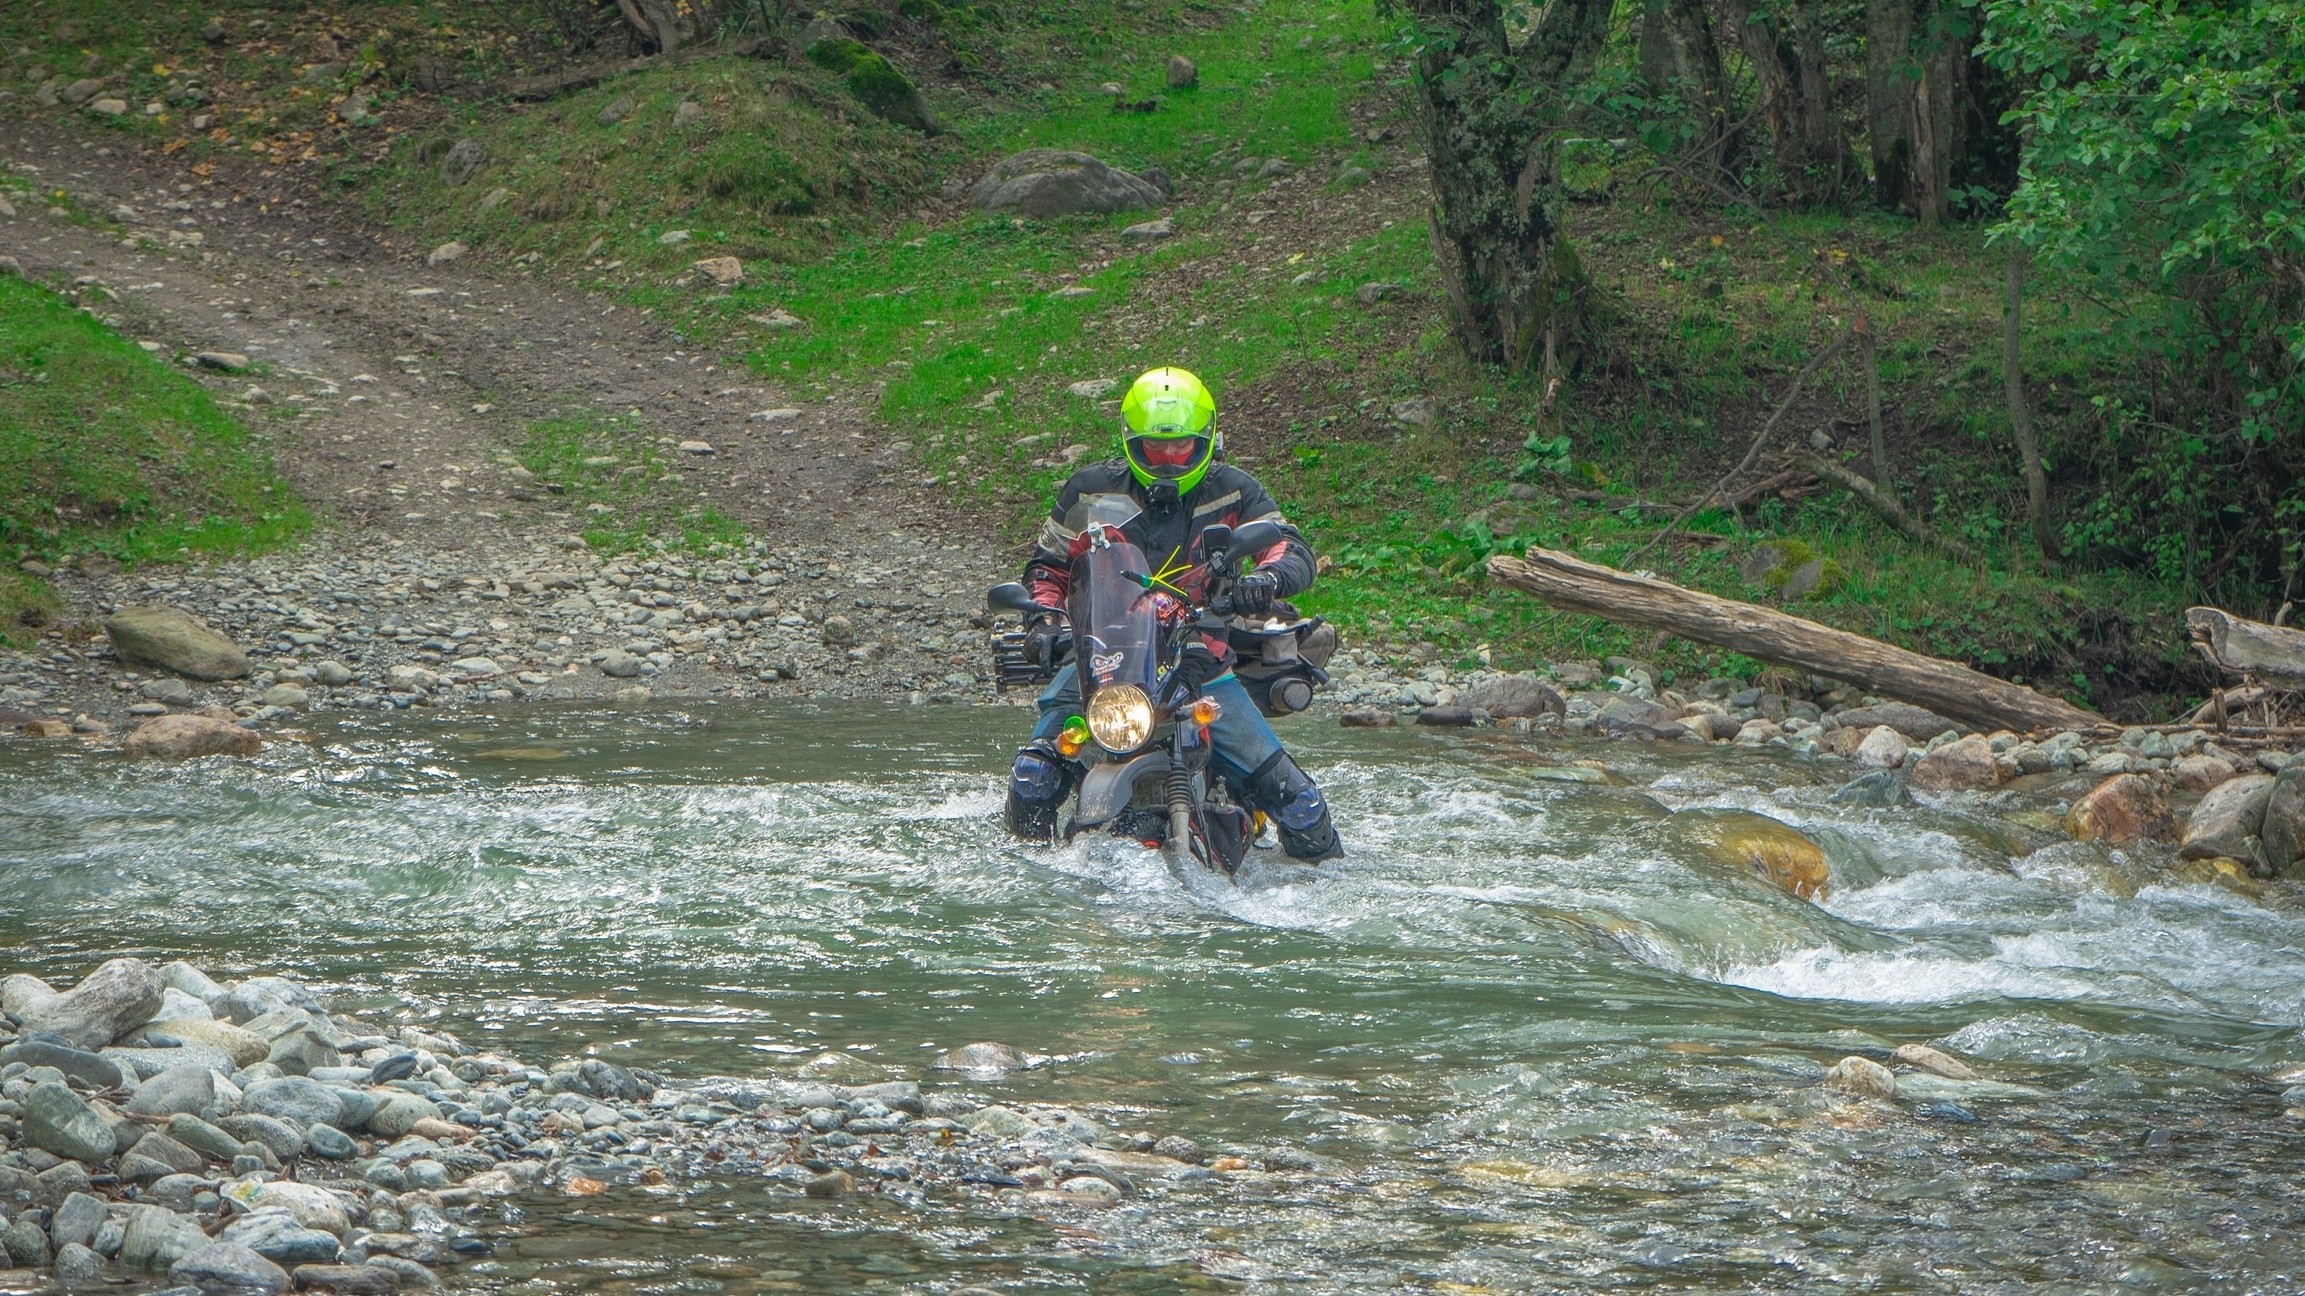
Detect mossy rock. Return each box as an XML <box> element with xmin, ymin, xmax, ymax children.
<box><xmin>1737</xmin><ymin>538</ymin><xmax>1844</xmax><ymax>601</ymax></box>
<box><xmin>807</xmin><ymin>38</ymin><xmax>935</xmax><ymax>133</ymax></box>
<box><xmin>804</xmin><ymin>35</ymin><xmax>872</xmax><ymax>73</ymax></box>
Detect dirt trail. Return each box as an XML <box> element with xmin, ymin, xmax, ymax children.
<box><xmin>1</xmin><ymin>120</ymin><xmax>1017</xmax><ymax>731</ymax></box>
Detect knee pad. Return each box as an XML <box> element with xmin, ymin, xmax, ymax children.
<box><xmin>1244</xmin><ymin>752</ymin><xmax>1342</xmax><ymax>864</ymax></box>
<box><xmin>1005</xmin><ymin>742</ymin><xmax>1076</xmax><ymax>842</ymax></box>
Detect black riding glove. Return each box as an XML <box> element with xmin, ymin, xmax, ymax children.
<box><xmin>1024</xmin><ymin>614</ymin><xmax>1067</xmax><ymax>671</ymax></box>
<box><xmin>1168</xmin><ymin>644</ymin><xmax>1226</xmax><ymax>699</ymax></box>
<box><xmin>1231</xmin><ymin>572</ymin><xmax>1279</xmax><ymax>618</ymax></box>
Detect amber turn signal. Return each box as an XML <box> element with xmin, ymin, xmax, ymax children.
<box><xmin>1189</xmin><ymin>697</ymin><xmax>1223</xmax><ymax>726</ymax></box>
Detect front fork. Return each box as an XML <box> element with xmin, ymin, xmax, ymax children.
<box><xmin>1165</xmin><ymin>721</ymin><xmax>1218</xmax><ymax>864</ymax></box>
<box><xmin>1166</xmin><ymin>728</ymin><xmax>1195</xmax><ymax>860</ymax></box>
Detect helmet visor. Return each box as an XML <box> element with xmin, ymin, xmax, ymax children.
<box><xmin>1125</xmin><ymin>433</ymin><xmax>1212</xmax><ymax>481</ymax></box>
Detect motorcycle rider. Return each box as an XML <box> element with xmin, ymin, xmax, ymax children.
<box><xmin>1002</xmin><ymin>366</ymin><xmax>1343</xmax><ymax>864</ymax></box>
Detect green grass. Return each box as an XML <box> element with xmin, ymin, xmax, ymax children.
<box><xmin>516</xmin><ymin>411</ymin><xmax>748</xmax><ymax>557</ymax></box>
<box><xmin>700</xmin><ymin>0</ymin><xmax>2201</xmax><ymax>716</ymax></box>
<box><xmin>3</xmin><ymin>0</ymin><xmax>2222</xmax><ymax>715</ymax></box>
<box><xmin>354</xmin><ymin>60</ymin><xmax>947</xmax><ymax>282</ymax></box>
<box><xmin>0</xmin><ymin>271</ymin><xmax>308</xmax><ymax>643</ymax></box>
<box><xmin>681</xmin><ymin>0</ymin><xmax>1416</xmax><ymax>507</ymax></box>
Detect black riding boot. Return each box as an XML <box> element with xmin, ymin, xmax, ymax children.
<box><xmin>1004</xmin><ymin>739</ymin><xmax>1078</xmax><ymax>843</ymax></box>
<box><xmin>1244</xmin><ymin>751</ymin><xmax>1343</xmax><ymax>863</ymax></box>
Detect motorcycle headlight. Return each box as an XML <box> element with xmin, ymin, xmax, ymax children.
<box><xmin>1085</xmin><ymin>683</ymin><xmax>1154</xmax><ymax>753</ymax></box>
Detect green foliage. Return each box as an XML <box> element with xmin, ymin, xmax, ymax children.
<box><xmin>1983</xmin><ymin>0</ymin><xmax>2304</xmax><ymax>586</ymax></box>
<box><xmin>0</xmin><ymin>272</ymin><xmax>307</xmax><ymax>578</ymax></box>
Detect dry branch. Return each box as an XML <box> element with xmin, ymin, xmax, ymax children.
<box><xmin>1798</xmin><ymin>452</ymin><xmax>1977</xmax><ymax>560</ymax></box>
<box><xmin>1488</xmin><ymin>548</ymin><xmax>2104</xmax><ymax>733</ymax></box>
<box><xmin>1632</xmin><ymin>323</ymin><xmax>1855</xmax><ymax>560</ymax></box>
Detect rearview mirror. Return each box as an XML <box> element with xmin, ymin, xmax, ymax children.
<box><xmin>1225</xmin><ymin>520</ymin><xmax>1284</xmax><ymax>564</ymax></box>
<box><xmin>986</xmin><ymin>582</ymin><xmax>1043</xmax><ymax>616</ymax></box>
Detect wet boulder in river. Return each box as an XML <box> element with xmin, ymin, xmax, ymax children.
<box><xmin>2065</xmin><ymin>774</ymin><xmax>2177</xmax><ymax>844</ymax></box>
<box><xmin>1829</xmin><ymin>769</ymin><xmax>1909</xmax><ymax>808</ymax></box>
<box><xmin>2261</xmin><ymin>766</ymin><xmax>2305</xmax><ymax>877</ymax></box>
<box><xmin>935</xmin><ymin>1041</ymin><xmax>1031</xmax><ymax>1079</ymax></box>
<box><xmin>1892</xmin><ymin>1043</ymin><xmax>1978</xmax><ymax>1080</ymax></box>
<box><xmin>2179</xmin><ymin>774</ymin><xmax>2272</xmax><ymax>863</ymax></box>
<box><xmin>125</xmin><ymin>714</ymin><xmax>261</xmax><ymax>760</ymax></box>
<box><xmin>1912</xmin><ymin>735</ymin><xmax>2002</xmax><ymax>792</ymax></box>
<box><xmin>1824</xmin><ymin>1056</ymin><xmax>1898</xmax><ymax>1099</ymax></box>
<box><xmin>1667</xmin><ymin>809</ymin><xmax>1830</xmax><ymax>900</ymax></box>
<box><xmin>171</xmin><ymin>1241</ymin><xmax>291</xmax><ymax>1295</ymax></box>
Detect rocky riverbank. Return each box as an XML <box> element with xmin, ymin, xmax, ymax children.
<box><xmin>1327</xmin><ymin>654</ymin><xmax>2305</xmax><ymax>881</ymax></box>
<box><xmin>0</xmin><ymin>959</ymin><xmax>1284</xmax><ymax>1294</ymax></box>
<box><xmin>2</xmin><ymin>528</ymin><xmax>1007</xmax><ymax>741</ymax></box>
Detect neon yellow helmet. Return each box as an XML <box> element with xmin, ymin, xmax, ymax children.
<box><xmin>1120</xmin><ymin>366</ymin><xmax>1217</xmax><ymax>498</ymax></box>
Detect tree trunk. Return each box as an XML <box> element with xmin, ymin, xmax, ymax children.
<box><xmin>1864</xmin><ymin>0</ymin><xmax>1918</xmax><ymax>210</ymax></box>
<box><xmin>1406</xmin><ymin>0</ymin><xmax>1617</xmax><ymax>375</ymax></box>
<box><xmin>2003</xmin><ymin>252</ymin><xmax>2055</xmax><ymax>556</ymax></box>
<box><xmin>1668</xmin><ymin>0</ymin><xmax>1741</xmax><ymax>177</ymax></box>
<box><xmin>1720</xmin><ymin>0</ymin><xmax>1847</xmax><ymax>201</ymax></box>
<box><xmin>1907</xmin><ymin>0</ymin><xmax>1961</xmax><ymax>223</ymax></box>
<box><xmin>1488</xmin><ymin>550</ymin><xmax>2105</xmax><ymax>732</ymax></box>
<box><xmin>1639</xmin><ymin>0</ymin><xmax>1678</xmax><ymax>91</ymax></box>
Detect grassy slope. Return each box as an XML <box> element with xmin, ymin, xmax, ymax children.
<box><xmin>0</xmin><ymin>269</ymin><xmax>307</xmax><ymax>643</ymax></box>
<box><xmin>715</xmin><ymin>2</ymin><xmax>2193</xmax><ymax>717</ymax></box>
<box><xmin>356</xmin><ymin>0</ymin><xmax>2202</xmax><ymax>718</ymax></box>
<box><xmin>3</xmin><ymin>0</ymin><xmax>2208</xmax><ymax>716</ymax></box>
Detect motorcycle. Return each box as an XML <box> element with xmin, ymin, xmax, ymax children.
<box><xmin>984</xmin><ymin>494</ymin><xmax>1334</xmax><ymax>876</ymax></box>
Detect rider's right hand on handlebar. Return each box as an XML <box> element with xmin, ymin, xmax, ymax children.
<box><xmin>1024</xmin><ymin>612</ymin><xmax>1067</xmax><ymax>670</ymax></box>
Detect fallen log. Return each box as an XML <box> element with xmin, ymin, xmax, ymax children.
<box><xmin>1487</xmin><ymin>549</ymin><xmax>2104</xmax><ymax>734</ymax></box>
<box><xmin>2188</xmin><ymin>607</ymin><xmax>2305</xmax><ymax>683</ymax></box>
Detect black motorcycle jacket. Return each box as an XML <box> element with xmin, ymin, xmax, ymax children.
<box><xmin>1021</xmin><ymin>460</ymin><xmax>1317</xmax><ymax>668</ymax></box>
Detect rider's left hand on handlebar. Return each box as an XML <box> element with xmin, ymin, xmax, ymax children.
<box><xmin>1230</xmin><ymin>572</ymin><xmax>1279</xmax><ymax>618</ymax></box>
<box><xmin>1170</xmin><ymin>644</ymin><xmax>1225</xmax><ymax>696</ymax></box>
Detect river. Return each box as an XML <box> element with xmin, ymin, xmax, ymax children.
<box><xmin>5</xmin><ymin>701</ymin><xmax>2301</xmax><ymax>1293</ymax></box>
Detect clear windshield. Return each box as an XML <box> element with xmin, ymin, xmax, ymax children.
<box><xmin>1069</xmin><ymin>537</ymin><xmax>1160</xmax><ymax>699</ymax></box>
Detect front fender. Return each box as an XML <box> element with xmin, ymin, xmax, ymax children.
<box><xmin>1076</xmin><ymin>749</ymin><xmax>1169</xmax><ymax>827</ymax></box>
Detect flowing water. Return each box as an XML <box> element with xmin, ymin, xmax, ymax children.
<box><xmin>5</xmin><ymin>702</ymin><xmax>2303</xmax><ymax>1294</ymax></box>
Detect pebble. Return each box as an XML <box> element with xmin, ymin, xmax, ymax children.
<box><xmin>5</xmin><ymin>533</ymin><xmax>1009</xmax><ymax>723</ymax></box>
<box><xmin>0</xmin><ymin>959</ymin><xmax>1254</xmax><ymax>1291</ymax></box>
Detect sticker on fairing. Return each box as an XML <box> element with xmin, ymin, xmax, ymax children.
<box><xmin>1090</xmin><ymin>649</ymin><xmax>1125</xmax><ymax>684</ymax></box>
